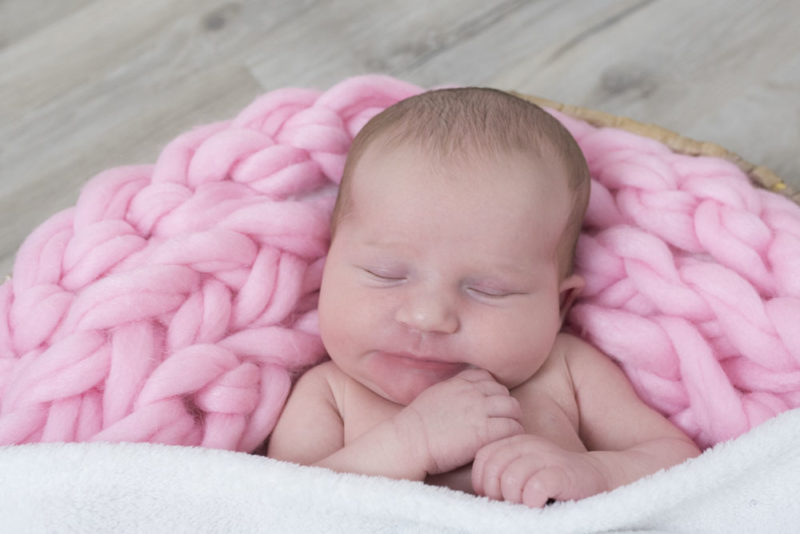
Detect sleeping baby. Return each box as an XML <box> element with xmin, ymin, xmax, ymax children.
<box><xmin>267</xmin><ymin>87</ymin><xmax>700</xmax><ymax>507</ymax></box>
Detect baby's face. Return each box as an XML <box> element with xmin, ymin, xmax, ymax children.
<box><xmin>318</xmin><ymin>142</ymin><xmax>581</xmax><ymax>405</ymax></box>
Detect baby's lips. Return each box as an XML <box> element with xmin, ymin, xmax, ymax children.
<box><xmin>380</xmin><ymin>351</ymin><xmax>465</xmax><ymax>372</ymax></box>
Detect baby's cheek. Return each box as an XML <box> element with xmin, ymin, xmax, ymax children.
<box><xmin>318</xmin><ymin>293</ymin><xmax>353</xmax><ymax>355</ymax></box>
<box><xmin>474</xmin><ymin>326</ymin><xmax>551</xmax><ymax>385</ymax></box>
<box><xmin>320</xmin><ymin>287</ymin><xmax>373</xmax><ymax>352</ymax></box>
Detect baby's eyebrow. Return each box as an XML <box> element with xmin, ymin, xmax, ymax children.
<box><xmin>468</xmin><ymin>270</ymin><xmax>530</xmax><ymax>287</ymax></box>
<box><xmin>361</xmin><ymin>239</ymin><xmax>413</xmax><ymax>252</ymax></box>
<box><xmin>362</xmin><ymin>239</ymin><xmax>395</xmax><ymax>247</ymax></box>
<box><xmin>473</xmin><ymin>258</ymin><xmax>532</xmax><ymax>276</ymax></box>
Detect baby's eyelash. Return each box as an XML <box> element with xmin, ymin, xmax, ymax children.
<box><xmin>467</xmin><ymin>287</ymin><xmax>512</xmax><ymax>298</ymax></box>
<box><xmin>362</xmin><ymin>268</ymin><xmax>405</xmax><ymax>282</ymax></box>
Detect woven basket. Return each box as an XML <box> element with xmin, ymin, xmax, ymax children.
<box><xmin>513</xmin><ymin>92</ymin><xmax>797</xmax><ymax>204</ymax></box>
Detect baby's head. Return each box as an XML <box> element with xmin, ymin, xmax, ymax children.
<box><xmin>332</xmin><ymin>87</ymin><xmax>591</xmax><ymax>280</ymax></box>
<box><xmin>319</xmin><ymin>88</ymin><xmax>591</xmax><ymax>404</ymax></box>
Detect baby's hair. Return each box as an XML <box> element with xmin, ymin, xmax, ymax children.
<box><xmin>332</xmin><ymin>87</ymin><xmax>591</xmax><ymax>278</ymax></box>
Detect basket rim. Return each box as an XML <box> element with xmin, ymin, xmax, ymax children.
<box><xmin>513</xmin><ymin>91</ymin><xmax>799</xmax><ymax>204</ymax></box>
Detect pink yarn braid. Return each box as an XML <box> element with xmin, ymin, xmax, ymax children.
<box><xmin>2</xmin><ymin>76</ymin><xmax>799</xmax><ymax>451</ymax></box>
<box><xmin>554</xmin><ymin>111</ymin><xmax>800</xmax><ymax>447</ymax></box>
<box><xmin>0</xmin><ymin>75</ymin><xmax>422</xmax><ymax>451</ymax></box>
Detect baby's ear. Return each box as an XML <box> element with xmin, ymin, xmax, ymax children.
<box><xmin>558</xmin><ymin>274</ymin><xmax>584</xmax><ymax>323</ymax></box>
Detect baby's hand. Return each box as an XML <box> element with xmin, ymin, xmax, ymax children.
<box><xmin>472</xmin><ymin>435</ymin><xmax>608</xmax><ymax>507</ymax></box>
<box><xmin>395</xmin><ymin>368</ymin><xmax>523</xmax><ymax>475</ymax></box>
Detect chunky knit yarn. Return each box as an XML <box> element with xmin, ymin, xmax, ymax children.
<box><xmin>1</xmin><ymin>76</ymin><xmax>798</xmax><ymax>450</ymax></box>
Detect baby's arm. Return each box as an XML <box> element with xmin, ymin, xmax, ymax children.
<box><xmin>269</xmin><ymin>365</ymin><xmax>523</xmax><ymax>481</ymax></box>
<box><xmin>266</xmin><ymin>362</ymin><xmax>348</xmax><ymax>466</ymax></box>
<box><xmin>568</xmin><ymin>338</ymin><xmax>701</xmax><ymax>489</ymax></box>
<box><xmin>268</xmin><ymin>362</ymin><xmax>425</xmax><ymax>479</ymax></box>
<box><xmin>473</xmin><ymin>336</ymin><xmax>700</xmax><ymax>507</ymax></box>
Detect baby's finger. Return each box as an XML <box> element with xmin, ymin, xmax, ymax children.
<box><xmin>521</xmin><ymin>466</ymin><xmax>568</xmax><ymax>508</ymax></box>
<box><xmin>485</xmin><ymin>394</ymin><xmax>522</xmax><ymax>420</ymax></box>
<box><xmin>453</xmin><ymin>368</ymin><xmax>495</xmax><ymax>383</ymax></box>
<box><xmin>472</xmin><ymin>436</ymin><xmax>525</xmax><ymax>499</ymax></box>
<box><xmin>499</xmin><ymin>456</ymin><xmax>546</xmax><ymax>505</ymax></box>
<box><xmin>471</xmin><ymin>377</ymin><xmax>511</xmax><ymax>397</ymax></box>
<box><xmin>486</xmin><ymin>418</ymin><xmax>524</xmax><ymax>444</ymax></box>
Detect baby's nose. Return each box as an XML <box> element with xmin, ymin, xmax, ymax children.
<box><xmin>395</xmin><ymin>288</ymin><xmax>460</xmax><ymax>334</ymax></box>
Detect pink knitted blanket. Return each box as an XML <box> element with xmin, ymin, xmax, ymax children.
<box><xmin>1</xmin><ymin>76</ymin><xmax>798</xmax><ymax>451</ymax></box>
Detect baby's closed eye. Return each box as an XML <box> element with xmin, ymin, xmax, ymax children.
<box><xmin>361</xmin><ymin>267</ymin><xmax>407</xmax><ymax>283</ymax></box>
<box><xmin>464</xmin><ymin>284</ymin><xmax>529</xmax><ymax>300</ymax></box>
<box><xmin>466</xmin><ymin>286</ymin><xmax>514</xmax><ymax>298</ymax></box>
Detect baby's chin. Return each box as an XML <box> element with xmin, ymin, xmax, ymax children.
<box><xmin>368</xmin><ymin>374</ymin><xmax>437</xmax><ymax>406</ymax></box>
<box><xmin>362</xmin><ymin>352</ymin><xmax>470</xmax><ymax>405</ymax></box>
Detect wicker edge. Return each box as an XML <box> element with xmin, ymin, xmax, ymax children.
<box><xmin>513</xmin><ymin>92</ymin><xmax>799</xmax><ymax>205</ymax></box>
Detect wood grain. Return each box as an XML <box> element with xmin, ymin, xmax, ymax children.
<box><xmin>2</xmin><ymin>0</ymin><xmax>799</xmax><ymax>276</ymax></box>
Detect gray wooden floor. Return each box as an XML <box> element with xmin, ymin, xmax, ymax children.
<box><xmin>2</xmin><ymin>0</ymin><xmax>799</xmax><ymax>277</ymax></box>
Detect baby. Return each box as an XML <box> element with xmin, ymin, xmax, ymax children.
<box><xmin>267</xmin><ymin>88</ymin><xmax>700</xmax><ymax>507</ymax></box>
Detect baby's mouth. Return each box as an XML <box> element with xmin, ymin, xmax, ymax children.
<box><xmin>365</xmin><ymin>351</ymin><xmax>470</xmax><ymax>405</ymax></box>
<box><xmin>374</xmin><ymin>351</ymin><xmax>466</xmax><ymax>374</ymax></box>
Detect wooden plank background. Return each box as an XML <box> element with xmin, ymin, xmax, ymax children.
<box><xmin>2</xmin><ymin>0</ymin><xmax>798</xmax><ymax>277</ymax></box>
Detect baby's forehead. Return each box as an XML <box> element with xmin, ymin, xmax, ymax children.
<box><xmin>335</xmin><ymin>125</ymin><xmax>578</xmax><ymax>234</ymax></box>
<box><xmin>337</xmin><ymin>146</ymin><xmax>574</xmax><ymax>274</ymax></box>
<box><xmin>353</xmin><ymin>141</ymin><xmax>571</xmax><ymax>218</ymax></box>
<box><xmin>352</xmin><ymin>136</ymin><xmax>568</xmax><ymax>194</ymax></box>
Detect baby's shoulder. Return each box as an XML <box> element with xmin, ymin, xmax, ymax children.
<box><xmin>532</xmin><ymin>332</ymin><xmax>597</xmax><ymax>377</ymax></box>
<box><xmin>552</xmin><ymin>332</ymin><xmax>595</xmax><ymax>358</ymax></box>
<box><xmin>300</xmin><ymin>359</ymin><xmax>339</xmax><ymax>380</ymax></box>
<box><xmin>291</xmin><ymin>360</ymin><xmax>347</xmax><ymax>399</ymax></box>
<box><xmin>511</xmin><ymin>334</ymin><xmax>588</xmax><ymax>396</ymax></box>
<box><xmin>295</xmin><ymin>360</ymin><xmax>374</xmax><ymax>408</ymax></box>
<box><xmin>554</xmin><ymin>332</ymin><xmax>623</xmax><ymax>381</ymax></box>
<box><xmin>294</xmin><ymin>359</ymin><xmax>334</xmax><ymax>384</ymax></box>
<box><xmin>551</xmin><ymin>331</ymin><xmax>600</xmax><ymax>356</ymax></box>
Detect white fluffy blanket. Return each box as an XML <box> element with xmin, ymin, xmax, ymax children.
<box><xmin>2</xmin><ymin>407</ymin><xmax>798</xmax><ymax>534</ymax></box>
